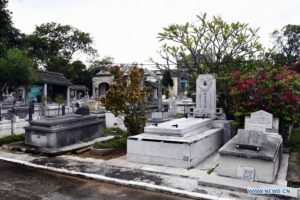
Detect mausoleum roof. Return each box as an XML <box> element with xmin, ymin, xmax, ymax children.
<box><xmin>37</xmin><ymin>71</ymin><xmax>72</xmax><ymax>86</ymax></box>
<box><xmin>70</xmin><ymin>85</ymin><xmax>90</xmax><ymax>91</ymax></box>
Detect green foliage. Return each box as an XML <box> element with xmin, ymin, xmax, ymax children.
<box><xmin>288</xmin><ymin>128</ymin><xmax>300</xmax><ymax>169</ymax></box>
<box><xmin>157</xmin><ymin>13</ymin><xmax>263</xmax><ymax>74</ymax></box>
<box><xmin>162</xmin><ymin>70</ymin><xmax>173</xmax><ymax>98</ymax></box>
<box><xmin>101</xmin><ymin>66</ymin><xmax>151</xmax><ymax>136</ymax></box>
<box><xmin>186</xmin><ymin>72</ymin><xmax>198</xmax><ymax>102</ymax></box>
<box><xmin>0</xmin><ymin>48</ymin><xmax>36</xmax><ymax>92</ymax></box>
<box><xmin>25</xmin><ymin>22</ymin><xmax>97</xmax><ymax>72</ymax></box>
<box><xmin>93</xmin><ymin>136</ymin><xmax>127</xmax><ymax>150</ymax></box>
<box><xmin>0</xmin><ymin>0</ymin><xmax>24</xmax><ymax>56</ymax></box>
<box><xmin>54</xmin><ymin>94</ymin><xmax>64</xmax><ymax>105</ymax></box>
<box><xmin>0</xmin><ymin>134</ymin><xmax>25</xmax><ymax>145</ymax></box>
<box><xmin>207</xmin><ymin>164</ymin><xmax>219</xmax><ymax>175</ymax></box>
<box><xmin>288</xmin><ymin>128</ymin><xmax>300</xmax><ymax>153</ymax></box>
<box><xmin>272</xmin><ymin>24</ymin><xmax>300</xmax><ymax>62</ymax></box>
<box><xmin>93</xmin><ymin>128</ymin><xmax>128</xmax><ymax>150</ymax></box>
<box><xmin>103</xmin><ymin>127</ymin><xmax>125</xmax><ymax>137</ymax></box>
<box><xmin>54</xmin><ymin>94</ymin><xmax>64</xmax><ymax>116</ymax></box>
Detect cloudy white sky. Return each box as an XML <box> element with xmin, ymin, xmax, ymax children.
<box><xmin>8</xmin><ymin>0</ymin><xmax>300</xmax><ymax>65</ymax></box>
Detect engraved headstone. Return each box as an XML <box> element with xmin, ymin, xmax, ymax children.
<box><xmin>236</xmin><ymin>166</ymin><xmax>255</xmax><ymax>182</ymax></box>
<box><xmin>168</xmin><ymin>100</ymin><xmax>177</xmax><ymax>116</ymax></box>
<box><xmin>245</xmin><ymin>110</ymin><xmax>279</xmax><ymax>134</ymax></box>
<box><xmin>236</xmin><ymin>129</ymin><xmax>267</xmax><ymax>151</ymax></box>
<box><xmin>194</xmin><ymin>74</ymin><xmax>216</xmax><ymax>118</ymax></box>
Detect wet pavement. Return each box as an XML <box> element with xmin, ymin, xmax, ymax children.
<box><xmin>0</xmin><ymin>161</ymin><xmax>191</xmax><ymax>200</ymax></box>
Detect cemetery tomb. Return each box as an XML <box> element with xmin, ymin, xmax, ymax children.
<box><xmin>25</xmin><ymin>114</ymin><xmax>104</xmax><ymax>148</ymax></box>
<box><xmin>217</xmin><ymin>110</ymin><xmax>282</xmax><ymax>183</ymax></box>
<box><xmin>127</xmin><ymin>118</ymin><xmax>223</xmax><ymax>168</ymax></box>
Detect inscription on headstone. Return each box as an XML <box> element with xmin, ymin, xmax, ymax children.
<box><xmin>245</xmin><ymin>110</ymin><xmax>277</xmax><ymax>133</ymax></box>
<box><xmin>236</xmin><ymin>166</ymin><xmax>255</xmax><ymax>182</ymax></box>
<box><xmin>194</xmin><ymin>74</ymin><xmax>216</xmax><ymax>117</ymax></box>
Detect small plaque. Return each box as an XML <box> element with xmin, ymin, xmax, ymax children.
<box><xmin>236</xmin><ymin>166</ymin><xmax>255</xmax><ymax>182</ymax></box>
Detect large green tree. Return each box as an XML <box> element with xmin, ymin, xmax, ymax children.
<box><xmin>0</xmin><ymin>49</ymin><xmax>36</xmax><ymax>93</ymax></box>
<box><xmin>26</xmin><ymin>22</ymin><xmax>97</xmax><ymax>72</ymax></box>
<box><xmin>271</xmin><ymin>25</ymin><xmax>300</xmax><ymax>73</ymax></box>
<box><xmin>157</xmin><ymin>13</ymin><xmax>263</xmax><ymax>74</ymax></box>
<box><xmin>272</xmin><ymin>25</ymin><xmax>300</xmax><ymax>63</ymax></box>
<box><xmin>0</xmin><ymin>0</ymin><xmax>24</xmax><ymax>56</ymax></box>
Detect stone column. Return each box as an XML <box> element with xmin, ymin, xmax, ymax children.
<box><xmin>92</xmin><ymin>84</ymin><xmax>96</xmax><ymax>98</ymax></box>
<box><xmin>43</xmin><ymin>83</ymin><xmax>47</xmax><ymax>100</ymax></box>
<box><xmin>158</xmin><ymin>80</ymin><xmax>162</xmax><ymax>112</ymax></box>
<box><xmin>67</xmin><ymin>86</ymin><xmax>70</xmax><ymax>106</ymax></box>
<box><xmin>74</xmin><ymin>90</ymin><xmax>77</xmax><ymax>100</ymax></box>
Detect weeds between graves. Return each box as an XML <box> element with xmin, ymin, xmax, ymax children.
<box><xmin>93</xmin><ymin>128</ymin><xmax>128</xmax><ymax>150</ymax></box>
<box><xmin>0</xmin><ymin>134</ymin><xmax>25</xmax><ymax>146</ymax></box>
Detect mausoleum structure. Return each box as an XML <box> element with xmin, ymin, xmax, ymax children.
<box><xmin>127</xmin><ymin>74</ymin><xmax>231</xmax><ymax>168</ymax></box>
<box><xmin>217</xmin><ymin>110</ymin><xmax>283</xmax><ymax>183</ymax></box>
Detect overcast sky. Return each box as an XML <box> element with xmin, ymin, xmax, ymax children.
<box><xmin>8</xmin><ymin>0</ymin><xmax>300</xmax><ymax>65</ymax></box>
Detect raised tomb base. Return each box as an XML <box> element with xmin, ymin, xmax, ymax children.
<box><xmin>127</xmin><ymin>118</ymin><xmax>224</xmax><ymax>168</ymax></box>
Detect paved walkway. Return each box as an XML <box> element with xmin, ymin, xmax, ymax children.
<box><xmin>0</xmin><ymin>161</ymin><xmax>191</xmax><ymax>200</ymax></box>
<box><xmin>0</xmin><ymin>150</ymin><xmax>297</xmax><ymax>200</ymax></box>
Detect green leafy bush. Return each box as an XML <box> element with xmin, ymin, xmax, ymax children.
<box><xmin>0</xmin><ymin>134</ymin><xmax>25</xmax><ymax>145</ymax></box>
<box><xmin>94</xmin><ymin>128</ymin><xmax>128</xmax><ymax>150</ymax></box>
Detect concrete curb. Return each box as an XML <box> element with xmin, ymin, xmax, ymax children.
<box><xmin>0</xmin><ymin>156</ymin><xmax>232</xmax><ymax>200</ymax></box>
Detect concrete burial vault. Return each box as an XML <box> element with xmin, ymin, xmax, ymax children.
<box><xmin>127</xmin><ymin>118</ymin><xmax>223</xmax><ymax>168</ymax></box>
<box><xmin>217</xmin><ymin>110</ymin><xmax>283</xmax><ymax>183</ymax></box>
<box><xmin>24</xmin><ymin>114</ymin><xmax>104</xmax><ymax>149</ymax></box>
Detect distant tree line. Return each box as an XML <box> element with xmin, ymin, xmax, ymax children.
<box><xmin>0</xmin><ymin>0</ymin><xmax>113</xmax><ymax>96</ymax></box>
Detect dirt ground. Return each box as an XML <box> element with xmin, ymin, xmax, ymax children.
<box><xmin>76</xmin><ymin>149</ymin><xmax>127</xmax><ymax>160</ymax></box>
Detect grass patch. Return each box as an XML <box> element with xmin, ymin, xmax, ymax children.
<box><xmin>288</xmin><ymin>128</ymin><xmax>300</xmax><ymax>166</ymax></box>
<box><xmin>288</xmin><ymin>128</ymin><xmax>300</xmax><ymax>152</ymax></box>
<box><xmin>207</xmin><ymin>164</ymin><xmax>219</xmax><ymax>175</ymax></box>
<box><xmin>288</xmin><ymin>181</ymin><xmax>300</xmax><ymax>188</ymax></box>
<box><xmin>103</xmin><ymin>127</ymin><xmax>125</xmax><ymax>137</ymax></box>
<box><xmin>0</xmin><ymin>134</ymin><xmax>25</xmax><ymax>146</ymax></box>
<box><xmin>94</xmin><ymin>128</ymin><xmax>128</xmax><ymax>150</ymax></box>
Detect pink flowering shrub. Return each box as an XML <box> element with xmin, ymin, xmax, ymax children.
<box><xmin>229</xmin><ymin>63</ymin><xmax>300</xmax><ymax>141</ymax></box>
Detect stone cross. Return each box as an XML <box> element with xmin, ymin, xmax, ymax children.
<box><xmin>194</xmin><ymin>74</ymin><xmax>216</xmax><ymax>118</ymax></box>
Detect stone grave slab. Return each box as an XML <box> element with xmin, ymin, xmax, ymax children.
<box><xmin>235</xmin><ymin>129</ymin><xmax>267</xmax><ymax>151</ymax></box>
<box><xmin>144</xmin><ymin>118</ymin><xmax>212</xmax><ymax>136</ymax></box>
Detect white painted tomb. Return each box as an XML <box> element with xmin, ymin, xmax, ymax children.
<box><xmin>127</xmin><ymin>74</ymin><xmax>230</xmax><ymax>168</ymax></box>
<box><xmin>127</xmin><ymin>118</ymin><xmax>223</xmax><ymax>168</ymax></box>
<box><xmin>217</xmin><ymin>110</ymin><xmax>282</xmax><ymax>183</ymax></box>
